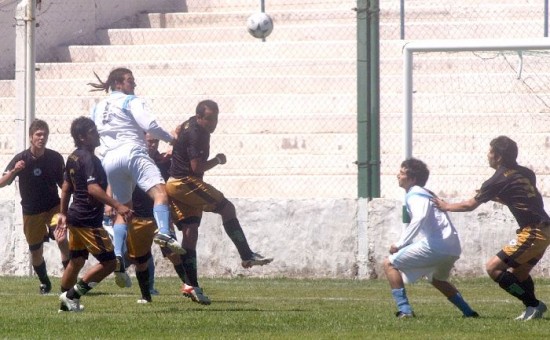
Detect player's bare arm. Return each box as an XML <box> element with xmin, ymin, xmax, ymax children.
<box><xmin>56</xmin><ymin>180</ymin><xmax>73</xmax><ymax>238</ymax></box>
<box><xmin>0</xmin><ymin>160</ymin><xmax>25</xmax><ymax>188</ymax></box>
<box><xmin>433</xmin><ymin>197</ymin><xmax>481</xmax><ymax>212</ymax></box>
<box><xmin>190</xmin><ymin>153</ymin><xmax>226</xmax><ymax>175</ymax></box>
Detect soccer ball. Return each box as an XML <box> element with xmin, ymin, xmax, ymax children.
<box><xmin>247</xmin><ymin>12</ymin><xmax>274</xmax><ymax>39</ymax></box>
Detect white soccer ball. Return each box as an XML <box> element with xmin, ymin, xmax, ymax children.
<box><xmin>247</xmin><ymin>12</ymin><xmax>274</xmax><ymax>39</ymax></box>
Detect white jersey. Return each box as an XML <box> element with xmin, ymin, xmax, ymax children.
<box><xmin>90</xmin><ymin>91</ymin><xmax>173</xmax><ymax>155</ymax></box>
<box><xmin>396</xmin><ymin>185</ymin><xmax>461</xmax><ymax>256</ymax></box>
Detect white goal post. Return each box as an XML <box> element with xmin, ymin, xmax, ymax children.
<box><xmin>402</xmin><ymin>38</ymin><xmax>550</xmax><ymax>160</ymax></box>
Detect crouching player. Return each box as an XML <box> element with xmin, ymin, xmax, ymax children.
<box><xmin>384</xmin><ymin>158</ymin><xmax>478</xmax><ymax>318</ymax></box>
<box><xmin>57</xmin><ymin>117</ymin><xmax>132</xmax><ymax>312</ymax></box>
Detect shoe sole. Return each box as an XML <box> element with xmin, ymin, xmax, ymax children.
<box><xmin>153</xmin><ymin>237</ymin><xmax>186</xmax><ymax>255</ymax></box>
<box><xmin>182</xmin><ymin>292</ymin><xmax>211</xmax><ymax>305</ymax></box>
<box><xmin>242</xmin><ymin>258</ymin><xmax>274</xmax><ymax>268</ymax></box>
<box><xmin>114</xmin><ymin>272</ymin><xmax>132</xmax><ymax>288</ymax></box>
<box><xmin>59</xmin><ymin>294</ymin><xmax>83</xmax><ymax>312</ymax></box>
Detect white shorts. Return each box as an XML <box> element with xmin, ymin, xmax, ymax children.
<box><xmin>101</xmin><ymin>144</ymin><xmax>165</xmax><ymax>204</ymax></box>
<box><xmin>388</xmin><ymin>240</ymin><xmax>459</xmax><ymax>284</ymax></box>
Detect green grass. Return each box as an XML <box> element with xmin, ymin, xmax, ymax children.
<box><xmin>1</xmin><ymin>276</ymin><xmax>549</xmax><ymax>339</ymax></box>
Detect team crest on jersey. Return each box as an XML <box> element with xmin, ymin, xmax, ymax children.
<box><xmin>33</xmin><ymin>168</ymin><xmax>42</xmax><ymax>176</ymax></box>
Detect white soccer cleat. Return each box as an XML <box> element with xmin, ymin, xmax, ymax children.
<box><xmin>59</xmin><ymin>292</ymin><xmax>83</xmax><ymax>312</ymax></box>
<box><xmin>114</xmin><ymin>256</ymin><xmax>132</xmax><ymax>288</ymax></box>
<box><xmin>154</xmin><ymin>233</ymin><xmax>186</xmax><ymax>255</ymax></box>
<box><xmin>114</xmin><ymin>271</ymin><xmax>132</xmax><ymax>288</ymax></box>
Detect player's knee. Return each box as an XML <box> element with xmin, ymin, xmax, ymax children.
<box><xmin>175</xmin><ymin>216</ymin><xmax>201</xmax><ymax>230</ymax></box>
<box><xmin>383</xmin><ymin>258</ymin><xmax>393</xmax><ymax>271</ymax></box>
<box><xmin>29</xmin><ymin>242</ymin><xmax>43</xmax><ymax>252</ymax></box>
<box><xmin>103</xmin><ymin>259</ymin><xmax>117</xmax><ymax>272</ymax></box>
<box><xmin>71</xmin><ymin>257</ymin><xmax>86</xmax><ymax>270</ymax></box>
<box><xmin>213</xmin><ymin>198</ymin><xmax>235</xmax><ymax>217</ymax></box>
<box><xmin>148</xmin><ymin>184</ymin><xmax>169</xmax><ymax>203</ymax></box>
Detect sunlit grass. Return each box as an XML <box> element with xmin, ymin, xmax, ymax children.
<box><xmin>0</xmin><ymin>276</ymin><xmax>549</xmax><ymax>339</ymax></box>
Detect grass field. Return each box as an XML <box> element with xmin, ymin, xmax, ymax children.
<box><xmin>1</xmin><ymin>276</ymin><xmax>549</xmax><ymax>339</ymax></box>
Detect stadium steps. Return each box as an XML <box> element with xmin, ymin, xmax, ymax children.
<box><xmin>99</xmin><ymin>20</ymin><xmax>540</xmax><ymax>45</ymax></box>
<box><xmin>3</xmin><ymin>0</ymin><xmax>547</xmax><ymax>198</ymax></box>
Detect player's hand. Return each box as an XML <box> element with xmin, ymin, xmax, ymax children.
<box><xmin>104</xmin><ymin>205</ymin><xmax>114</xmax><ymax>218</ymax></box>
<box><xmin>215</xmin><ymin>153</ymin><xmax>226</xmax><ymax>165</ymax></box>
<box><xmin>13</xmin><ymin>160</ymin><xmax>25</xmax><ymax>173</ymax></box>
<box><xmin>116</xmin><ymin>205</ymin><xmax>133</xmax><ymax>222</ymax></box>
<box><xmin>389</xmin><ymin>244</ymin><xmax>399</xmax><ymax>254</ymax></box>
<box><xmin>432</xmin><ymin>197</ymin><xmax>447</xmax><ymax>211</ymax></box>
<box><xmin>55</xmin><ymin>214</ymin><xmax>68</xmax><ymax>240</ymax></box>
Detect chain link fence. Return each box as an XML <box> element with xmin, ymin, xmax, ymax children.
<box><xmin>1</xmin><ymin>0</ymin><xmax>550</xmax><ymax>200</ymax></box>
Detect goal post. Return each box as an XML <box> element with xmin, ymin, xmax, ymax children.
<box><xmin>402</xmin><ymin>38</ymin><xmax>550</xmax><ymax>160</ymax></box>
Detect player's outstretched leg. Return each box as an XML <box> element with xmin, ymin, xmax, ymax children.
<box><xmin>222</xmin><ymin>217</ymin><xmax>273</xmax><ymax>268</ymax></box>
<box><xmin>431</xmin><ymin>279</ymin><xmax>479</xmax><ymax>318</ymax></box>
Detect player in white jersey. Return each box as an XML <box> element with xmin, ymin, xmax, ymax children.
<box><xmin>89</xmin><ymin>68</ymin><xmax>185</xmax><ymax>284</ymax></box>
<box><xmin>383</xmin><ymin>158</ymin><xmax>478</xmax><ymax>318</ymax></box>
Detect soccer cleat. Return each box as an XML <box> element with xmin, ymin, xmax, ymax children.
<box><xmin>395</xmin><ymin>311</ymin><xmax>415</xmax><ymax>318</ymax></box>
<box><xmin>241</xmin><ymin>252</ymin><xmax>273</xmax><ymax>268</ymax></box>
<box><xmin>59</xmin><ymin>292</ymin><xmax>82</xmax><ymax>312</ymax></box>
<box><xmin>463</xmin><ymin>311</ymin><xmax>480</xmax><ymax>318</ymax></box>
<box><xmin>150</xmin><ymin>288</ymin><xmax>160</xmax><ymax>296</ymax></box>
<box><xmin>114</xmin><ymin>271</ymin><xmax>132</xmax><ymax>288</ymax></box>
<box><xmin>515</xmin><ymin>310</ymin><xmax>527</xmax><ymax>321</ymax></box>
<box><xmin>114</xmin><ymin>256</ymin><xmax>132</xmax><ymax>288</ymax></box>
<box><xmin>58</xmin><ymin>301</ymin><xmax>85</xmax><ymax>313</ymax></box>
<box><xmin>154</xmin><ymin>233</ymin><xmax>186</xmax><ymax>255</ymax></box>
<box><xmin>181</xmin><ymin>284</ymin><xmax>211</xmax><ymax>305</ymax></box>
<box><xmin>523</xmin><ymin>301</ymin><xmax>547</xmax><ymax>321</ymax></box>
<box><xmin>39</xmin><ymin>283</ymin><xmax>52</xmax><ymax>295</ymax></box>
<box><xmin>137</xmin><ymin>298</ymin><xmax>151</xmax><ymax>304</ymax></box>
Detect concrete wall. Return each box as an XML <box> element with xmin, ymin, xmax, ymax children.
<box><xmin>0</xmin><ymin>0</ymin><xmax>186</xmax><ymax>79</ymax></box>
<box><xmin>3</xmin><ymin>192</ymin><xmax>550</xmax><ymax>280</ymax></box>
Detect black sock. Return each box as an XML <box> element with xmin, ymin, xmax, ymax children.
<box><xmin>181</xmin><ymin>250</ymin><xmax>198</xmax><ymax>287</ymax></box>
<box><xmin>496</xmin><ymin>271</ymin><xmax>537</xmax><ymax>307</ymax></box>
<box><xmin>518</xmin><ymin>276</ymin><xmax>539</xmax><ymax>307</ymax></box>
<box><xmin>67</xmin><ymin>279</ymin><xmax>92</xmax><ymax>299</ymax></box>
<box><xmin>33</xmin><ymin>261</ymin><xmax>51</xmax><ymax>287</ymax></box>
<box><xmin>136</xmin><ymin>269</ymin><xmax>152</xmax><ymax>302</ymax></box>
<box><xmin>222</xmin><ymin>218</ymin><xmax>253</xmax><ymax>260</ymax></box>
<box><xmin>173</xmin><ymin>262</ymin><xmax>188</xmax><ymax>285</ymax></box>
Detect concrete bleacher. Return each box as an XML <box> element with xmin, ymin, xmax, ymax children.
<box><xmin>2</xmin><ymin>0</ymin><xmax>549</xmax><ymax>199</ymax></box>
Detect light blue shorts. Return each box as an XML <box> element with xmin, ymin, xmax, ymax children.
<box><xmin>389</xmin><ymin>240</ymin><xmax>459</xmax><ymax>284</ymax></box>
<box><xmin>102</xmin><ymin>144</ymin><xmax>165</xmax><ymax>204</ymax></box>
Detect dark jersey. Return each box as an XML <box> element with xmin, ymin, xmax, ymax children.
<box><xmin>170</xmin><ymin>116</ymin><xmax>210</xmax><ymax>179</ymax></box>
<box><xmin>64</xmin><ymin>148</ymin><xmax>108</xmax><ymax>228</ymax></box>
<box><xmin>4</xmin><ymin>148</ymin><xmax>64</xmax><ymax>214</ymax></box>
<box><xmin>475</xmin><ymin>165</ymin><xmax>550</xmax><ymax>228</ymax></box>
<box><xmin>132</xmin><ymin>151</ymin><xmax>171</xmax><ymax>218</ymax></box>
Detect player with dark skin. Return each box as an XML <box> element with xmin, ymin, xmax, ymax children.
<box><xmin>166</xmin><ymin>100</ymin><xmax>273</xmax><ymax>304</ymax></box>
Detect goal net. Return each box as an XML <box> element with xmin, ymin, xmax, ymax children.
<box><xmin>384</xmin><ymin>39</ymin><xmax>550</xmax><ymax>199</ymax></box>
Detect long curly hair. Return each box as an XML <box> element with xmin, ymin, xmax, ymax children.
<box><xmin>88</xmin><ymin>67</ymin><xmax>132</xmax><ymax>93</ymax></box>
